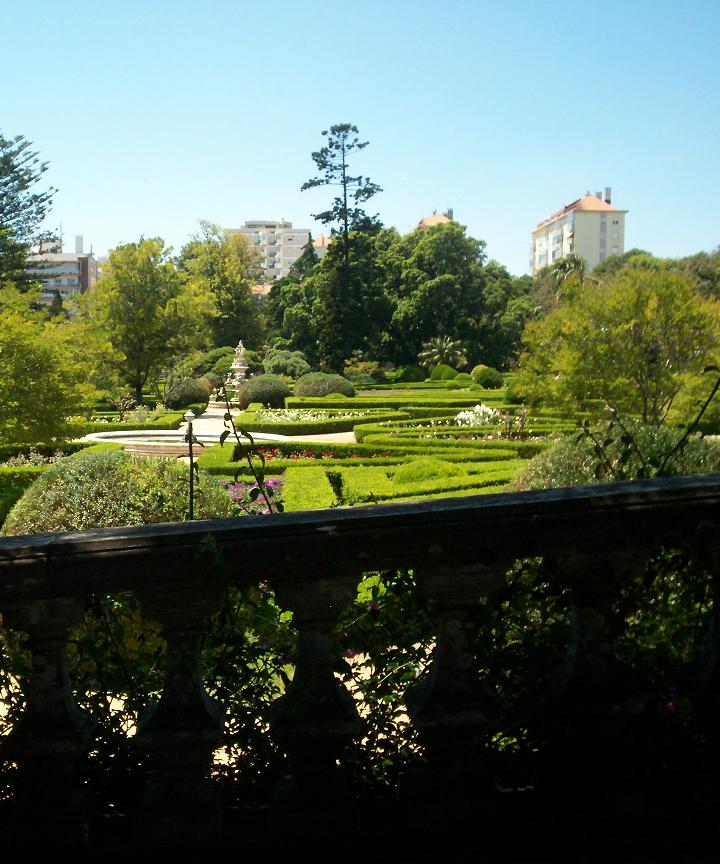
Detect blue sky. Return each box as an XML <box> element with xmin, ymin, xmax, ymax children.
<box><xmin>3</xmin><ymin>0</ymin><xmax>719</xmax><ymax>274</ymax></box>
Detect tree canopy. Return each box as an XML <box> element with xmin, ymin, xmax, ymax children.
<box><xmin>0</xmin><ymin>131</ymin><xmax>56</xmax><ymax>290</ymax></box>
<box><xmin>177</xmin><ymin>222</ymin><xmax>265</xmax><ymax>349</ymax></box>
<box><xmin>0</xmin><ymin>312</ymin><xmax>85</xmax><ymax>443</ymax></box>
<box><xmin>517</xmin><ymin>266</ymin><xmax>720</xmax><ymax>425</ymax></box>
<box><xmin>82</xmin><ymin>238</ymin><xmax>215</xmax><ymax>402</ymax></box>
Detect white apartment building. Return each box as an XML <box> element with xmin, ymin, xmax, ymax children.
<box><xmin>27</xmin><ymin>234</ymin><xmax>100</xmax><ymax>306</ymax></box>
<box><xmin>530</xmin><ymin>188</ymin><xmax>627</xmax><ymax>274</ymax></box>
<box><xmin>228</xmin><ymin>219</ymin><xmax>311</xmax><ymax>282</ymax></box>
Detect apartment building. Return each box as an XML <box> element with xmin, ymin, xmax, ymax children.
<box><xmin>27</xmin><ymin>234</ymin><xmax>100</xmax><ymax>305</ymax></box>
<box><xmin>229</xmin><ymin>219</ymin><xmax>311</xmax><ymax>282</ymax></box>
<box><xmin>530</xmin><ymin>188</ymin><xmax>627</xmax><ymax>274</ymax></box>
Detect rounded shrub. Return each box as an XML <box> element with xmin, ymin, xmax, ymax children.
<box><xmin>429</xmin><ymin>364</ymin><xmax>458</xmax><ymax>381</ymax></box>
<box><xmin>211</xmin><ymin>354</ymin><xmax>233</xmax><ymax>380</ymax></box>
<box><xmin>236</xmin><ymin>374</ymin><xmax>290</xmax><ymax>409</ymax></box>
<box><xmin>470</xmin><ymin>364</ymin><xmax>489</xmax><ymax>380</ymax></box>
<box><xmin>453</xmin><ymin>372</ymin><xmax>473</xmax><ymax>384</ymax></box>
<box><xmin>393</xmin><ymin>457</ymin><xmax>464</xmax><ymax>485</ymax></box>
<box><xmin>2</xmin><ymin>449</ymin><xmax>237</xmax><ymax>535</ymax></box>
<box><xmin>473</xmin><ymin>366</ymin><xmax>503</xmax><ymax>389</ymax></box>
<box><xmin>294</xmin><ymin>373</ymin><xmax>355</xmax><ymax>398</ymax></box>
<box><xmin>263</xmin><ymin>349</ymin><xmax>311</xmax><ymax>379</ymax></box>
<box><xmin>394</xmin><ymin>364</ymin><xmax>426</xmax><ymax>383</ymax></box>
<box><xmin>199</xmin><ymin>373</ymin><xmax>220</xmax><ymax>392</ymax></box>
<box><xmin>165</xmin><ymin>377</ymin><xmax>210</xmax><ymax>409</ymax></box>
<box><xmin>505</xmin><ymin>379</ymin><xmax>528</xmax><ymax>405</ymax></box>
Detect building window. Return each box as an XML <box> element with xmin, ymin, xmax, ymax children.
<box><xmin>612</xmin><ymin>219</ymin><xmax>619</xmax><ymax>225</ymax></box>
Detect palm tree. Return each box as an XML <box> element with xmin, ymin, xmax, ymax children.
<box><xmin>417</xmin><ymin>336</ymin><xmax>468</xmax><ymax>370</ymax></box>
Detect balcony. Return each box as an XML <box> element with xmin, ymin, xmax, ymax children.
<box><xmin>1</xmin><ymin>475</ymin><xmax>719</xmax><ymax>854</ymax></box>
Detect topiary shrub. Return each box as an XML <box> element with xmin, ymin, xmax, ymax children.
<box><xmin>199</xmin><ymin>373</ymin><xmax>220</xmax><ymax>392</ymax></box>
<box><xmin>263</xmin><ymin>349</ymin><xmax>311</xmax><ymax>379</ymax></box>
<box><xmin>470</xmin><ymin>364</ymin><xmax>489</xmax><ymax>380</ymax></box>
<box><xmin>454</xmin><ymin>372</ymin><xmax>473</xmax><ymax>384</ymax></box>
<box><xmin>294</xmin><ymin>372</ymin><xmax>355</xmax><ymax>398</ymax></box>
<box><xmin>505</xmin><ymin>379</ymin><xmax>529</xmax><ymax>405</ymax></box>
<box><xmin>393</xmin><ymin>365</ymin><xmax>426</xmax><ymax>383</ymax></box>
<box><xmin>2</xmin><ymin>449</ymin><xmax>237</xmax><ymax>535</ymax></box>
<box><xmin>165</xmin><ymin>377</ymin><xmax>210</xmax><ymax>409</ymax></box>
<box><xmin>236</xmin><ymin>374</ymin><xmax>290</xmax><ymax>409</ymax></box>
<box><xmin>392</xmin><ymin>457</ymin><xmax>464</xmax><ymax>485</ymax></box>
<box><xmin>473</xmin><ymin>366</ymin><xmax>503</xmax><ymax>389</ymax></box>
<box><xmin>429</xmin><ymin>364</ymin><xmax>457</xmax><ymax>381</ymax></box>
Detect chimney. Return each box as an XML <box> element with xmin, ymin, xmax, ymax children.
<box><xmin>446</xmin><ymin>208</ymin><xmax>454</xmax><ymax>220</ymax></box>
<box><xmin>604</xmin><ymin>187</ymin><xmax>612</xmax><ymax>204</ymax></box>
<box><xmin>75</xmin><ymin>234</ymin><xmax>83</xmax><ymax>254</ymax></box>
<box><xmin>595</xmin><ymin>191</ymin><xmax>602</xmax><ymax>200</ymax></box>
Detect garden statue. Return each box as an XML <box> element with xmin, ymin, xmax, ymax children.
<box><xmin>224</xmin><ymin>339</ymin><xmax>249</xmax><ymax>398</ymax></box>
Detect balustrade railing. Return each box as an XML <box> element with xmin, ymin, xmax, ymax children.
<box><xmin>1</xmin><ymin>475</ymin><xmax>720</xmax><ymax>853</ymax></box>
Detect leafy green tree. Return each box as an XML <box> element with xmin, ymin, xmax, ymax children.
<box><xmin>82</xmin><ymin>238</ymin><xmax>215</xmax><ymax>403</ymax></box>
<box><xmin>0</xmin><ymin>312</ymin><xmax>85</xmax><ymax>443</ymax></box>
<box><xmin>417</xmin><ymin>336</ymin><xmax>468</xmax><ymax>370</ymax></box>
<box><xmin>0</xmin><ymin>131</ymin><xmax>56</xmax><ymax>290</ymax></box>
<box><xmin>301</xmin><ymin>123</ymin><xmax>382</xmax><ymax>269</ymax></box>
<box><xmin>531</xmin><ymin>254</ymin><xmax>588</xmax><ymax>313</ymax></box>
<box><xmin>289</xmin><ymin>235</ymin><xmax>320</xmax><ymax>280</ymax></box>
<box><xmin>517</xmin><ymin>267</ymin><xmax>720</xmax><ymax>425</ymax></box>
<box><xmin>383</xmin><ymin>221</ymin><xmax>487</xmax><ymax>364</ymax></box>
<box><xmin>177</xmin><ymin>222</ymin><xmax>265</xmax><ymax>349</ymax></box>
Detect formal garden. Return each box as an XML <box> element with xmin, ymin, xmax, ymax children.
<box><xmin>3</xmin><ymin>126</ymin><xmax>720</xmax><ymax>852</ymax></box>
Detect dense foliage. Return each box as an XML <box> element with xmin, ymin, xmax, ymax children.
<box><xmin>164</xmin><ymin>376</ymin><xmax>210</xmax><ymax>409</ymax></box>
<box><xmin>513</xmin><ymin>419</ymin><xmax>720</xmax><ymax>491</ymax></box>
<box><xmin>517</xmin><ymin>267</ymin><xmax>720</xmax><ymax>425</ymax></box>
<box><xmin>2</xmin><ymin>448</ymin><xmax>236</xmax><ymax>535</ymax></box>
<box><xmin>293</xmin><ymin>372</ymin><xmax>356</xmax><ymax>397</ymax></box>
<box><xmin>236</xmin><ymin>374</ymin><xmax>290</xmax><ymax>409</ymax></box>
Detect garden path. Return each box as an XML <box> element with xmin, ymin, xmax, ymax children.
<box><xmin>187</xmin><ymin>405</ymin><xmax>357</xmax><ymax>445</ymax></box>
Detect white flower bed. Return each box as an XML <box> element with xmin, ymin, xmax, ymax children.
<box><xmin>252</xmin><ymin>408</ymin><xmax>369</xmax><ymax>422</ymax></box>
<box><xmin>454</xmin><ymin>403</ymin><xmax>500</xmax><ymax>427</ymax></box>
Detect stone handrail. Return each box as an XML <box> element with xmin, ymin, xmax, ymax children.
<box><xmin>1</xmin><ymin>474</ymin><xmax>719</xmax><ymax>851</ymax></box>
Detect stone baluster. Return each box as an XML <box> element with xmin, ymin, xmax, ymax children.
<box><xmin>133</xmin><ymin>578</ymin><xmax>227</xmax><ymax>847</ymax></box>
<box><xmin>404</xmin><ymin>561</ymin><xmax>509</xmax><ymax>822</ymax></box>
<box><xmin>269</xmin><ymin>568</ymin><xmax>362</xmax><ymax>812</ymax></box>
<box><xmin>2</xmin><ymin>595</ymin><xmax>96</xmax><ymax>848</ymax></box>
<box><xmin>543</xmin><ymin>548</ymin><xmax>648</xmax><ymax>819</ymax></box>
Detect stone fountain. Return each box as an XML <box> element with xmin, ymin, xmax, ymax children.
<box><xmin>221</xmin><ymin>339</ymin><xmax>249</xmax><ymax>401</ymax></box>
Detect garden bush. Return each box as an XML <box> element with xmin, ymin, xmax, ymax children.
<box><xmin>199</xmin><ymin>373</ymin><xmax>220</xmax><ymax>392</ymax></box>
<box><xmin>237</xmin><ymin>374</ymin><xmax>290</xmax><ymax>409</ymax></box>
<box><xmin>472</xmin><ymin>366</ymin><xmax>504</xmax><ymax>388</ymax></box>
<box><xmin>343</xmin><ymin>359</ymin><xmax>387</xmax><ymax>385</ymax></box>
<box><xmin>2</xmin><ymin>449</ymin><xmax>237</xmax><ymax>536</ymax></box>
<box><xmin>470</xmin><ymin>364</ymin><xmax>489</xmax><ymax>379</ymax></box>
<box><xmin>393</xmin><ymin>364</ymin><xmax>426</xmax><ymax>383</ymax></box>
<box><xmin>165</xmin><ymin>377</ymin><xmax>210</xmax><ymax>409</ymax></box>
<box><xmin>453</xmin><ymin>372</ymin><xmax>473</xmax><ymax>384</ymax></box>
<box><xmin>263</xmin><ymin>348</ymin><xmax>311</xmax><ymax>379</ymax></box>
<box><xmin>392</xmin><ymin>457</ymin><xmax>465</xmax><ymax>485</ymax></box>
<box><xmin>294</xmin><ymin>372</ymin><xmax>356</xmax><ymax>398</ymax></box>
<box><xmin>429</xmin><ymin>364</ymin><xmax>457</xmax><ymax>381</ymax></box>
<box><xmin>513</xmin><ymin>420</ymin><xmax>720</xmax><ymax>491</ymax></box>
<box><xmin>192</xmin><ymin>346</ymin><xmax>234</xmax><ymax>377</ymax></box>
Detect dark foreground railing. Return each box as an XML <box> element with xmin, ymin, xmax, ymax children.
<box><xmin>1</xmin><ymin>475</ymin><xmax>720</xmax><ymax>855</ymax></box>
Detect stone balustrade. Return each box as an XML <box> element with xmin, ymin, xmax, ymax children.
<box><xmin>1</xmin><ymin>474</ymin><xmax>719</xmax><ymax>854</ymax></box>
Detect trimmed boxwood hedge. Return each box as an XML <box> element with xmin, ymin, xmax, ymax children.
<box><xmin>282</xmin><ymin>466</ymin><xmax>337</xmax><ymax>511</ymax></box>
<box><xmin>233</xmin><ymin>410</ymin><xmax>410</xmax><ymax>436</ymax></box>
<box><xmin>67</xmin><ymin>412</ymin><xmax>187</xmax><ymax>437</ymax></box>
